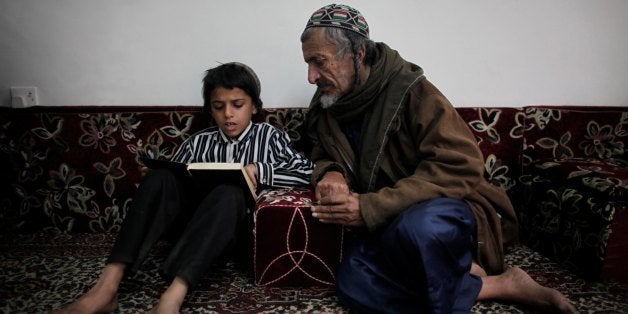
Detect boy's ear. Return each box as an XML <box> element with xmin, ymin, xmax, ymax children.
<box><xmin>202</xmin><ymin>105</ymin><xmax>210</xmax><ymax>120</ymax></box>
<box><xmin>202</xmin><ymin>106</ymin><xmax>215</xmax><ymax>127</ymax></box>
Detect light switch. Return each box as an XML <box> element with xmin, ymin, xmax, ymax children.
<box><xmin>10</xmin><ymin>87</ymin><xmax>39</xmax><ymax>108</ymax></box>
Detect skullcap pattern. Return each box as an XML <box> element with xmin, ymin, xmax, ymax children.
<box><xmin>305</xmin><ymin>4</ymin><xmax>369</xmax><ymax>39</ymax></box>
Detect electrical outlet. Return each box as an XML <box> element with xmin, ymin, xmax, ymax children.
<box><xmin>10</xmin><ymin>86</ymin><xmax>39</xmax><ymax>108</ymax></box>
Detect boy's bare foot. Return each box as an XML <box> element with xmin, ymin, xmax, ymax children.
<box><xmin>53</xmin><ymin>285</ymin><xmax>118</xmax><ymax>314</ymax></box>
<box><xmin>148</xmin><ymin>299</ymin><xmax>182</xmax><ymax>314</ymax></box>
<box><xmin>53</xmin><ymin>263</ymin><xmax>124</xmax><ymax>314</ymax></box>
<box><xmin>479</xmin><ymin>266</ymin><xmax>578</xmax><ymax>313</ymax></box>
<box><xmin>147</xmin><ymin>276</ymin><xmax>188</xmax><ymax>314</ymax></box>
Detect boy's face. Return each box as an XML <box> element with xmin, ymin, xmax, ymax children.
<box><xmin>209</xmin><ymin>87</ymin><xmax>257</xmax><ymax>139</ymax></box>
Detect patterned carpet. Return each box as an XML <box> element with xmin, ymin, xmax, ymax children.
<box><xmin>1</xmin><ymin>233</ymin><xmax>627</xmax><ymax>313</ymax></box>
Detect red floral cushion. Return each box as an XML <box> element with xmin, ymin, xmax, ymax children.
<box><xmin>521</xmin><ymin>157</ymin><xmax>628</xmax><ymax>279</ymax></box>
<box><xmin>517</xmin><ymin>107</ymin><xmax>628</xmax><ymax>280</ymax></box>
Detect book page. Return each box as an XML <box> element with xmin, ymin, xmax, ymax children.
<box><xmin>186</xmin><ymin>162</ymin><xmax>242</xmax><ymax>170</ymax></box>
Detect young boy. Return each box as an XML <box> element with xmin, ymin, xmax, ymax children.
<box><xmin>55</xmin><ymin>63</ymin><xmax>314</xmax><ymax>313</ymax></box>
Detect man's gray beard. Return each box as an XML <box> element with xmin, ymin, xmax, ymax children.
<box><xmin>320</xmin><ymin>94</ymin><xmax>338</xmax><ymax>109</ymax></box>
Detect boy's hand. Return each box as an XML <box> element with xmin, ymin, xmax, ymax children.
<box><xmin>244</xmin><ymin>164</ymin><xmax>258</xmax><ymax>190</ymax></box>
<box><xmin>140</xmin><ymin>166</ymin><xmax>151</xmax><ymax>177</ymax></box>
<box><xmin>315</xmin><ymin>171</ymin><xmax>349</xmax><ymax>200</ymax></box>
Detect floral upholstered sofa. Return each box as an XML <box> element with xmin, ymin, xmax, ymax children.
<box><xmin>1</xmin><ymin>105</ymin><xmax>627</xmax><ymax>312</ymax></box>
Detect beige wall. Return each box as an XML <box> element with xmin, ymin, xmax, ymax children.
<box><xmin>1</xmin><ymin>0</ymin><xmax>627</xmax><ymax>107</ymax></box>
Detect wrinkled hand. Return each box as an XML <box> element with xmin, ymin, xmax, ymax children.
<box><xmin>244</xmin><ymin>164</ymin><xmax>258</xmax><ymax>190</ymax></box>
<box><xmin>312</xmin><ymin>171</ymin><xmax>364</xmax><ymax>227</ymax></box>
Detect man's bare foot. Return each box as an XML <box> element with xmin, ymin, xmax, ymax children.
<box><xmin>479</xmin><ymin>266</ymin><xmax>578</xmax><ymax>313</ymax></box>
<box><xmin>53</xmin><ymin>285</ymin><xmax>118</xmax><ymax>314</ymax></box>
<box><xmin>471</xmin><ymin>262</ymin><xmax>488</xmax><ymax>277</ymax></box>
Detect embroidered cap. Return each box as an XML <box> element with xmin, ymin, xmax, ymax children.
<box><xmin>305</xmin><ymin>4</ymin><xmax>369</xmax><ymax>39</ymax></box>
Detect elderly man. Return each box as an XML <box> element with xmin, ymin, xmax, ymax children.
<box><xmin>302</xmin><ymin>4</ymin><xmax>577</xmax><ymax>313</ymax></box>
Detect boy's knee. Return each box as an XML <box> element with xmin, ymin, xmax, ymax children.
<box><xmin>212</xmin><ymin>183</ymin><xmax>242</xmax><ymax>195</ymax></box>
<box><xmin>144</xmin><ymin>168</ymin><xmax>177</xmax><ymax>182</ymax></box>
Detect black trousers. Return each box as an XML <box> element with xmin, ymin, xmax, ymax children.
<box><xmin>107</xmin><ymin>169</ymin><xmax>247</xmax><ymax>286</ymax></box>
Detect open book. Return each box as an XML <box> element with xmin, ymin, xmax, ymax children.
<box><xmin>139</xmin><ymin>157</ymin><xmax>257</xmax><ymax>205</ymax></box>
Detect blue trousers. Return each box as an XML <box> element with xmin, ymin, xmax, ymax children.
<box><xmin>336</xmin><ymin>198</ymin><xmax>482</xmax><ymax>313</ymax></box>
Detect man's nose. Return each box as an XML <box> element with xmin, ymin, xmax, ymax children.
<box><xmin>307</xmin><ymin>66</ymin><xmax>320</xmax><ymax>85</ymax></box>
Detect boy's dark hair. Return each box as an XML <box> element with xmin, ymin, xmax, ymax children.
<box><xmin>202</xmin><ymin>62</ymin><xmax>263</xmax><ymax>124</ymax></box>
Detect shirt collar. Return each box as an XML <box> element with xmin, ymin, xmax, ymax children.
<box><xmin>218</xmin><ymin>122</ymin><xmax>253</xmax><ymax>143</ymax></box>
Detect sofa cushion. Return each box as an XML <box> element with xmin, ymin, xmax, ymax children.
<box><xmin>457</xmin><ymin>107</ymin><xmax>527</xmax><ymax>212</ymax></box>
<box><xmin>521</xmin><ymin>157</ymin><xmax>628</xmax><ymax>280</ymax></box>
<box><xmin>518</xmin><ymin>107</ymin><xmax>628</xmax><ymax>280</ymax></box>
<box><xmin>522</xmin><ymin>107</ymin><xmax>628</xmax><ymax>162</ymax></box>
<box><xmin>603</xmin><ymin>206</ymin><xmax>628</xmax><ymax>284</ymax></box>
<box><xmin>0</xmin><ymin>107</ymin><xmax>313</xmax><ymax>234</ymax></box>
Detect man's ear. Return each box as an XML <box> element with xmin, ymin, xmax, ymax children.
<box><xmin>357</xmin><ymin>46</ymin><xmax>367</xmax><ymax>64</ymax></box>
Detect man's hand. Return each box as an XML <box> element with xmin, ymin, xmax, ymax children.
<box><xmin>312</xmin><ymin>171</ymin><xmax>365</xmax><ymax>227</ymax></box>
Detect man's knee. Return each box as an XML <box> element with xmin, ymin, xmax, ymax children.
<box><xmin>388</xmin><ymin>198</ymin><xmax>475</xmax><ymax>249</ymax></box>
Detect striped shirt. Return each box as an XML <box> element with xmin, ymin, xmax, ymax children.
<box><xmin>172</xmin><ymin>122</ymin><xmax>313</xmax><ymax>188</ymax></box>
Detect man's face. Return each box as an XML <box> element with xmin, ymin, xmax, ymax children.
<box><xmin>302</xmin><ymin>28</ymin><xmax>356</xmax><ymax>107</ymax></box>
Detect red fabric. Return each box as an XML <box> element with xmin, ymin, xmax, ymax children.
<box><xmin>602</xmin><ymin>207</ymin><xmax>628</xmax><ymax>284</ymax></box>
<box><xmin>253</xmin><ymin>188</ymin><xmax>344</xmax><ymax>286</ymax></box>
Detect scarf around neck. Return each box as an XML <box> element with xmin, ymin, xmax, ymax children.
<box><xmin>306</xmin><ymin>43</ymin><xmax>425</xmax><ymax>191</ymax></box>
